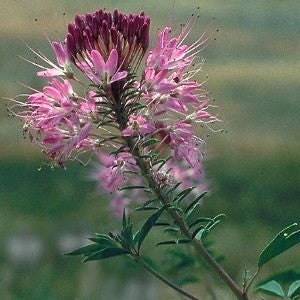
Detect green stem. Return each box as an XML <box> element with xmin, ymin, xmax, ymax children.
<box><xmin>129</xmin><ymin>143</ymin><xmax>248</xmax><ymax>300</ymax></box>
<box><xmin>136</xmin><ymin>255</ymin><xmax>199</xmax><ymax>300</ymax></box>
<box><xmin>245</xmin><ymin>268</ymin><xmax>260</xmax><ymax>294</ymax></box>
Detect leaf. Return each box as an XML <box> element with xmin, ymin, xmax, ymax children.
<box><xmin>258</xmin><ymin>223</ymin><xmax>300</xmax><ymax>268</ymax></box>
<box><xmin>166</xmin><ymin>182</ymin><xmax>182</xmax><ymax>196</ymax></box>
<box><xmin>288</xmin><ymin>280</ymin><xmax>300</xmax><ymax>298</ymax></box>
<box><xmin>194</xmin><ymin>228</ymin><xmax>206</xmax><ymax>240</ymax></box>
<box><xmin>188</xmin><ymin>217</ymin><xmax>213</xmax><ymax>228</ymax></box>
<box><xmin>174</xmin><ymin>187</ymin><xmax>195</xmax><ymax>204</ymax></box>
<box><xmin>137</xmin><ymin>205</ymin><xmax>168</xmax><ymax>250</ymax></box>
<box><xmin>88</xmin><ymin>237</ymin><xmax>116</xmax><ymax>248</ymax></box>
<box><xmin>83</xmin><ymin>247</ymin><xmax>131</xmax><ymax>262</ymax></box>
<box><xmin>157</xmin><ymin>239</ymin><xmax>190</xmax><ymax>246</ymax></box>
<box><xmin>119</xmin><ymin>185</ymin><xmax>146</xmax><ymax>191</ymax></box>
<box><xmin>256</xmin><ymin>280</ymin><xmax>285</xmax><ymax>298</ymax></box>
<box><xmin>141</xmin><ymin>138</ymin><xmax>159</xmax><ymax>148</ymax></box>
<box><xmin>66</xmin><ymin>243</ymin><xmax>101</xmax><ymax>256</ymax></box>
<box><xmin>185</xmin><ymin>192</ymin><xmax>207</xmax><ymax>214</ymax></box>
<box><xmin>135</xmin><ymin>206</ymin><xmax>160</xmax><ymax>211</ymax></box>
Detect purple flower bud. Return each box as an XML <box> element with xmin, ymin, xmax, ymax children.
<box><xmin>101</xmin><ymin>20</ymin><xmax>110</xmax><ymax>47</ymax></box>
<box><xmin>74</xmin><ymin>25</ymin><xmax>83</xmax><ymax>51</ymax></box>
<box><xmin>84</xmin><ymin>26</ymin><xmax>94</xmax><ymax>51</ymax></box>
<box><xmin>140</xmin><ymin>11</ymin><xmax>145</xmax><ymax>17</ymax></box>
<box><xmin>67</xmin><ymin>23</ymin><xmax>75</xmax><ymax>36</ymax></box>
<box><xmin>107</xmin><ymin>12</ymin><xmax>112</xmax><ymax>27</ymax></box>
<box><xmin>92</xmin><ymin>15</ymin><xmax>100</xmax><ymax>38</ymax></box>
<box><xmin>75</xmin><ymin>15</ymin><xmax>84</xmax><ymax>30</ymax></box>
<box><xmin>141</xmin><ymin>23</ymin><xmax>149</xmax><ymax>51</ymax></box>
<box><xmin>85</xmin><ymin>13</ymin><xmax>93</xmax><ymax>28</ymax></box>
<box><xmin>128</xmin><ymin>19</ymin><xmax>135</xmax><ymax>45</ymax></box>
<box><xmin>113</xmin><ymin>10</ymin><xmax>119</xmax><ymax>25</ymax></box>
<box><xmin>110</xmin><ymin>27</ymin><xmax>119</xmax><ymax>46</ymax></box>
<box><xmin>66</xmin><ymin>33</ymin><xmax>76</xmax><ymax>61</ymax></box>
<box><xmin>121</xmin><ymin>17</ymin><xmax>128</xmax><ymax>39</ymax></box>
<box><xmin>98</xmin><ymin>9</ymin><xmax>104</xmax><ymax>21</ymax></box>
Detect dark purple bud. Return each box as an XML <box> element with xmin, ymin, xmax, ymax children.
<box><xmin>121</xmin><ymin>17</ymin><xmax>128</xmax><ymax>39</ymax></box>
<box><xmin>145</xmin><ymin>17</ymin><xmax>150</xmax><ymax>26</ymax></box>
<box><xmin>68</xmin><ymin>23</ymin><xmax>75</xmax><ymax>36</ymax></box>
<box><xmin>92</xmin><ymin>15</ymin><xmax>100</xmax><ymax>38</ymax></box>
<box><xmin>141</xmin><ymin>23</ymin><xmax>150</xmax><ymax>51</ymax></box>
<box><xmin>113</xmin><ymin>10</ymin><xmax>119</xmax><ymax>25</ymax></box>
<box><xmin>140</xmin><ymin>11</ymin><xmax>145</xmax><ymax>17</ymax></box>
<box><xmin>107</xmin><ymin>12</ymin><xmax>112</xmax><ymax>27</ymax></box>
<box><xmin>133</xmin><ymin>15</ymin><xmax>140</xmax><ymax>35</ymax></box>
<box><xmin>117</xmin><ymin>13</ymin><xmax>123</xmax><ymax>31</ymax></box>
<box><xmin>98</xmin><ymin>9</ymin><xmax>104</xmax><ymax>20</ymax></box>
<box><xmin>116</xmin><ymin>39</ymin><xmax>122</xmax><ymax>57</ymax></box>
<box><xmin>128</xmin><ymin>19</ymin><xmax>135</xmax><ymax>45</ymax></box>
<box><xmin>66</xmin><ymin>33</ymin><xmax>76</xmax><ymax>61</ymax></box>
<box><xmin>75</xmin><ymin>15</ymin><xmax>84</xmax><ymax>30</ymax></box>
<box><xmin>74</xmin><ymin>25</ymin><xmax>83</xmax><ymax>51</ymax></box>
<box><xmin>85</xmin><ymin>13</ymin><xmax>93</xmax><ymax>27</ymax></box>
<box><xmin>85</xmin><ymin>26</ymin><xmax>94</xmax><ymax>51</ymax></box>
<box><xmin>110</xmin><ymin>27</ymin><xmax>118</xmax><ymax>46</ymax></box>
<box><xmin>101</xmin><ymin>20</ymin><xmax>110</xmax><ymax>47</ymax></box>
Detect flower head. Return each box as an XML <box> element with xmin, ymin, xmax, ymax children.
<box><xmin>12</xmin><ymin>7</ymin><xmax>219</xmax><ymax>215</ymax></box>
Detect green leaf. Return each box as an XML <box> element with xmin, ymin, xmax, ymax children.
<box><xmin>256</xmin><ymin>280</ymin><xmax>285</xmax><ymax>298</ymax></box>
<box><xmin>258</xmin><ymin>223</ymin><xmax>300</xmax><ymax>268</ymax></box>
<box><xmin>174</xmin><ymin>187</ymin><xmax>195</xmax><ymax>204</ymax></box>
<box><xmin>119</xmin><ymin>185</ymin><xmax>146</xmax><ymax>191</ymax></box>
<box><xmin>166</xmin><ymin>182</ymin><xmax>182</xmax><ymax>196</ymax></box>
<box><xmin>135</xmin><ymin>206</ymin><xmax>160</xmax><ymax>211</ymax></box>
<box><xmin>137</xmin><ymin>205</ymin><xmax>169</xmax><ymax>251</ymax></box>
<box><xmin>185</xmin><ymin>192</ymin><xmax>207</xmax><ymax>214</ymax></box>
<box><xmin>288</xmin><ymin>280</ymin><xmax>300</xmax><ymax>298</ymax></box>
<box><xmin>157</xmin><ymin>239</ymin><xmax>190</xmax><ymax>246</ymax></box>
<box><xmin>194</xmin><ymin>228</ymin><xmax>206</xmax><ymax>240</ymax></box>
<box><xmin>141</xmin><ymin>138</ymin><xmax>159</xmax><ymax>148</ymax></box>
<box><xmin>88</xmin><ymin>237</ymin><xmax>116</xmax><ymax>248</ymax></box>
<box><xmin>187</xmin><ymin>217</ymin><xmax>213</xmax><ymax>228</ymax></box>
<box><xmin>83</xmin><ymin>247</ymin><xmax>131</xmax><ymax>262</ymax></box>
<box><xmin>66</xmin><ymin>243</ymin><xmax>101</xmax><ymax>256</ymax></box>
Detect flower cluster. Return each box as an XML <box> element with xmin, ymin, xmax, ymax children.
<box><xmin>12</xmin><ymin>8</ymin><xmax>218</xmax><ymax>216</ymax></box>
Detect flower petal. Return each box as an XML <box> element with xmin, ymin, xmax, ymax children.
<box><xmin>90</xmin><ymin>50</ymin><xmax>105</xmax><ymax>74</ymax></box>
<box><xmin>105</xmin><ymin>49</ymin><xmax>118</xmax><ymax>75</ymax></box>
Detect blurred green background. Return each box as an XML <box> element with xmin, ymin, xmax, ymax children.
<box><xmin>0</xmin><ymin>0</ymin><xmax>299</xmax><ymax>299</ymax></box>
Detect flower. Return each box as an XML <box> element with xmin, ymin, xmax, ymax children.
<box><xmin>65</xmin><ymin>10</ymin><xmax>150</xmax><ymax>71</ymax></box>
<box><xmin>15</xmin><ymin>78</ymin><xmax>95</xmax><ymax>167</ymax></box>
<box><xmin>36</xmin><ymin>42</ymin><xmax>73</xmax><ymax>78</ymax></box>
<box><xmin>122</xmin><ymin>115</ymin><xmax>155</xmax><ymax>137</ymax></box>
<box><xmin>12</xmin><ymin>7</ymin><xmax>218</xmax><ymax>215</ymax></box>
<box><xmin>88</xmin><ymin>49</ymin><xmax>128</xmax><ymax>84</ymax></box>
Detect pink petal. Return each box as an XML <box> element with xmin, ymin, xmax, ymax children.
<box><xmin>110</xmin><ymin>71</ymin><xmax>128</xmax><ymax>83</ymax></box>
<box><xmin>122</xmin><ymin>127</ymin><xmax>135</xmax><ymax>137</ymax></box>
<box><xmin>105</xmin><ymin>49</ymin><xmax>118</xmax><ymax>76</ymax></box>
<box><xmin>37</xmin><ymin>68</ymin><xmax>64</xmax><ymax>77</ymax></box>
<box><xmin>77</xmin><ymin>123</ymin><xmax>91</xmax><ymax>142</ymax></box>
<box><xmin>90</xmin><ymin>50</ymin><xmax>105</xmax><ymax>74</ymax></box>
<box><xmin>52</xmin><ymin>42</ymin><xmax>67</xmax><ymax>67</ymax></box>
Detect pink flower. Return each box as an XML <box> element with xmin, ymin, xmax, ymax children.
<box><xmin>16</xmin><ymin>79</ymin><xmax>94</xmax><ymax>166</ymax></box>
<box><xmin>89</xmin><ymin>49</ymin><xmax>128</xmax><ymax>84</ymax></box>
<box><xmin>37</xmin><ymin>42</ymin><xmax>72</xmax><ymax>78</ymax></box>
<box><xmin>96</xmin><ymin>153</ymin><xmax>139</xmax><ymax>191</ymax></box>
<box><xmin>122</xmin><ymin>115</ymin><xmax>155</xmax><ymax>137</ymax></box>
